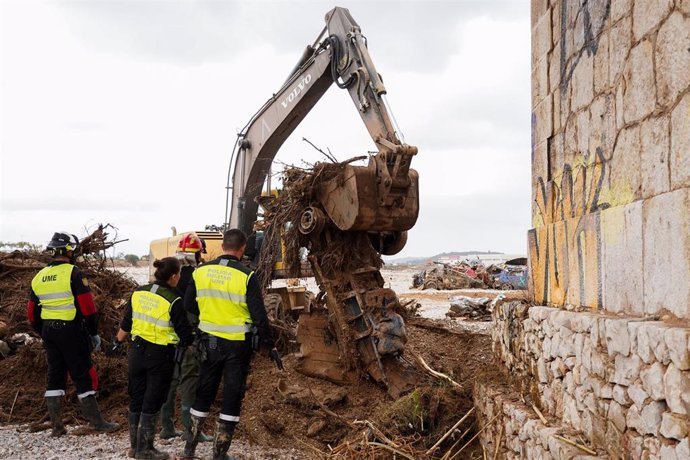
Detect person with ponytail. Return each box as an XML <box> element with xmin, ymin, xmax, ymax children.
<box><xmin>112</xmin><ymin>257</ymin><xmax>194</xmax><ymax>460</ymax></box>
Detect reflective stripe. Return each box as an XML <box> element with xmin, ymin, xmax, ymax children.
<box><xmin>197</xmin><ymin>289</ymin><xmax>246</xmax><ymax>303</ymax></box>
<box><xmin>132</xmin><ymin>311</ymin><xmax>173</xmax><ymax>328</ymax></box>
<box><xmin>45</xmin><ymin>389</ymin><xmax>65</xmax><ymax>397</ymax></box>
<box><xmin>151</xmin><ymin>284</ymin><xmax>159</xmax><ymax>294</ymax></box>
<box><xmin>77</xmin><ymin>390</ymin><xmax>96</xmax><ymax>400</ymax></box>
<box><xmin>190</xmin><ymin>408</ymin><xmax>209</xmax><ymax>418</ymax></box>
<box><xmin>41</xmin><ymin>304</ymin><xmax>76</xmax><ymax>311</ymax></box>
<box><xmin>198</xmin><ymin>322</ymin><xmax>251</xmax><ymax>334</ymax></box>
<box><xmin>219</xmin><ymin>413</ymin><xmax>240</xmax><ymax>422</ymax></box>
<box><xmin>37</xmin><ymin>291</ymin><xmax>73</xmax><ymax>301</ymax></box>
<box><xmin>219</xmin><ymin>259</ymin><xmax>229</xmax><ymax>266</ymax></box>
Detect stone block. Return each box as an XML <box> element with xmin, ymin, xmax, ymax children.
<box><xmin>628</xmin><ymin>384</ymin><xmax>649</xmax><ymax>410</ymax></box>
<box><xmin>601</xmin><ymin>203</ymin><xmax>644</xmax><ymax>315</ymax></box>
<box><xmin>563</xmin><ymin>393</ymin><xmax>581</xmax><ymax>429</ymax></box>
<box><xmin>639</xmin><ymin>401</ymin><xmax>666</xmax><ymax>435</ymax></box>
<box><xmin>532</xmin><ymin>8</ymin><xmax>552</xmax><ymax>64</ymax></box>
<box><xmin>590</xmin><ymin>348</ymin><xmax>607</xmax><ymax>379</ymax></box>
<box><xmin>632</xmin><ymin>0</ymin><xmax>672</xmax><ymax>40</ymax></box>
<box><xmin>623</xmin><ymin>40</ymin><xmax>656</xmax><ymax>124</ymax></box>
<box><xmin>660</xmin><ymin>445</ymin><xmax>679</xmax><ymax>460</ymax></box>
<box><xmin>635</xmin><ymin>322</ymin><xmax>655</xmax><ymax>364</ymax></box>
<box><xmin>677</xmin><ymin>438</ymin><xmax>690</xmax><ymax>458</ymax></box>
<box><xmin>594</xmin><ymin>30</ymin><xmax>609</xmax><ymax>94</ymax></box>
<box><xmin>642</xmin><ymin>437</ymin><xmax>661</xmax><ymax>458</ymax></box>
<box><xmin>612</xmin><ymin>385</ymin><xmax>631</xmax><ymax>406</ymax></box>
<box><xmin>611</xmin><ymin>0</ymin><xmax>631</xmax><ymax>22</ymax></box>
<box><xmin>664</xmin><ymin>363</ymin><xmax>690</xmax><ymax>415</ymax></box>
<box><xmin>655</xmin><ymin>12</ymin><xmax>690</xmax><ymax>109</ymax></box>
<box><xmin>642</xmin><ymin>190</ymin><xmax>690</xmax><ymax>319</ymax></box>
<box><xmin>640</xmin><ymin>362</ymin><xmax>667</xmax><ymax>401</ymax></box>
<box><xmin>605</xmin><ymin>319</ymin><xmax>631</xmax><ymax>357</ymax></box>
<box><xmin>626</xmin><ymin>404</ymin><xmax>643</xmax><ymax>432</ymax></box>
<box><xmin>665</xmin><ymin>327</ymin><xmax>690</xmax><ymax>371</ymax></box>
<box><xmin>671</xmin><ymin>92</ymin><xmax>690</xmax><ymax>189</ymax></box>
<box><xmin>609</xmin><ymin>15</ymin><xmax>631</xmax><ymax>85</ymax></box>
<box><xmin>608</xmin><ymin>400</ymin><xmax>627</xmax><ymax>432</ymax></box>
<box><xmin>576</xmin><ymin>109</ymin><xmax>589</xmax><ymax>158</ymax></box>
<box><xmin>609</xmin><ymin>124</ymin><xmax>641</xmax><ymax>206</ymax></box>
<box><xmin>639</xmin><ymin>116</ymin><xmax>671</xmax><ymax>199</ymax></box>
<box><xmin>571</xmin><ymin>52</ymin><xmax>594</xmax><ymax>112</ymax></box>
<box><xmin>660</xmin><ymin>412</ymin><xmax>690</xmax><ymax>441</ymax></box>
<box><xmin>549</xmin><ymin>43</ymin><xmax>561</xmax><ymax>95</ymax></box>
<box><xmin>589</xmin><ymin>94</ymin><xmax>616</xmax><ymax>157</ymax></box>
<box><xmin>538</xmin><ymin>357</ymin><xmax>549</xmax><ymax>383</ymax></box>
<box><xmin>612</xmin><ymin>354</ymin><xmax>641</xmax><ymax>386</ymax></box>
<box><xmin>533</xmin><ymin>93</ymin><xmax>553</xmax><ymax>145</ymax></box>
<box><xmin>533</xmin><ymin>56</ymin><xmax>549</xmax><ymax>108</ymax></box>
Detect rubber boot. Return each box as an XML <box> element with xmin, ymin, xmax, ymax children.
<box><xmin>182</xmin><ymin>413</ymin><xmax>205</xmax><ymax>459</ymax></box>
<box><xmin>158</xmin><ymin>400</ymin><xmax>181</xmax><ymax>439</ymax></box>
<box><xmin>181</xmin><ymin>405</ymin><xmax>213</xmax><ymax>443</ymax></box>
<box><xmin>45</xmin><ymin>396</ymin><xmax>66</xmax><ymax>437</ymax></box>
<box><xmin>79</xmin><ymin>395</ymin><xmax>120</xmax><ymax>432</ymax></box>
<box><xmin>212</xmin><ymin>420</ymin><xmax>237</xmax><ymax>460</ymax></box>
<box><xmin>127</xmin><ymin>412</ymin><xmax>141</xmax><ymax>458</ymax></box>
<box><xmin>135</xmin><ymin>413</ymin><xmax>169</xmax><ymax>460</ymax></box>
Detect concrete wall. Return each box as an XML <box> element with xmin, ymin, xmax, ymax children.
<box><xmin>528</xmin><ymin>0</ymin><xmax>690</xmax><ymax>318</ymax></box>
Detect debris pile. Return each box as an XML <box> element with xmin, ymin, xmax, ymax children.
<box><xmin>446</xmin><ymin>296</ymin><xmax>493</xmax><ymax>321</ymax></box>
<box><xmin>0</xmin><ymin>219</ymin><xmax>494</xmax><ymax>457</ymax></box>
<box><xmin>0</xmin><ymin>225</ymin><xmax>136</xmax><ymax>427</ymax></box>
<box><xmin>412</xmin><ymin>262</ymin><xmax>487</xmax><ymax>290</ymax></box>
<box><xmin>412</xmin><ymin>257</ymin><xmax>528</xmax><ymax>291</ymax></box>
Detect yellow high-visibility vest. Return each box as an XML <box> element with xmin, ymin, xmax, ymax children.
<box><xmin>194</xmin><ymin>259</ymin><xmax>252</xmax><ymax>341</ymax></box>
<box><xmin>130</xmin><ymin>284</ymin><xmax>179</xmax><ymax>346</ymax></box>
<box><xmin>31</xmin><ymin>264</ymin><xmax>77</xmax><ymax>321</ymax></box>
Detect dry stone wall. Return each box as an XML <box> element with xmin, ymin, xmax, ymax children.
<box><xmin>488</xmin><ymin>302</ymin><xmax>690</xmax><ymax>459</ymax></box>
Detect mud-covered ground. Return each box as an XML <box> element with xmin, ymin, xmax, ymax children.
<box><xmin>1</xmin><ymin>265</ymin><xmax>495</xmax><ymax>459</ymax></box>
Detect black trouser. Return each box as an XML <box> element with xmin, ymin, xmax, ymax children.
<box><xmin>128</xmin><ymin>338</ymin><xmax>175</xmax><ymax>414</ymax></box>
<box><xmin>191</xmin><ymin>335</ymin><xmax>252</xmax><ymax>423</ymax></box>
<box><xmin>42</xmin><ymin>320</ymin><xmax>97</xmax><ymax>398</ymax></box>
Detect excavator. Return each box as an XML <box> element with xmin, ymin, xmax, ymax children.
<box><xmin>151</xmin><ymin>7</ymin><xmax>421</xmax><ymax>397</ymax></box>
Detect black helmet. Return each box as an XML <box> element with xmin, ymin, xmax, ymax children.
<box><xmin>47</xmin><ymin>232</ymin><xmax>79</xmax><ymax>251</ymax></box>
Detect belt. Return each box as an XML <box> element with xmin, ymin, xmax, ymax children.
<box><xmin>43</xmin><ymin>320</ymin><xmax>72</xmax><ymax>330</ymax></box>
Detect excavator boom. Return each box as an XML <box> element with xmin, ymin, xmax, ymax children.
<box><xmin>228</xmin><ymin>7</ymin><xmax>418</xmax><ymax>240</ymax></box>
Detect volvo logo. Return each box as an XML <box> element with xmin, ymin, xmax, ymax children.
<box><xmin>281</xmin><ymin>74</ymin><xmax>312</xmax><ymax>109</ymax></box>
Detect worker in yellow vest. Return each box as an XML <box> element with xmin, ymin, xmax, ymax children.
<box><xmin>28</xmin><ymin>232</ymin><xmax>119</xmax><ymax>437</ymax></box>
<box><xmin>182</xmin><ymin>229</ymin><xmax>282</xmax><ymax>460</ymax></box>
<box><xmin>112</xmin><ymin>257</ymin><xmax>194</xmax><ymax>460</ymax></box>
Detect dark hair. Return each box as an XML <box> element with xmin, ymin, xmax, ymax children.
<box><xmin>153</xmin><ymin>257</ymin><xmax>180</xmax><ymax>283</ymax></box>
<box><xmin>222</xmin><ymin>229</ymin><xmax>247</xmax><ymax>251</ymax></box>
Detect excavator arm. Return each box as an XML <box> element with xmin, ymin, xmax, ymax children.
<box><xmin>228</xmin><ymin>7</ymin><xmax>418</xmax><ymax>244</ymax></box>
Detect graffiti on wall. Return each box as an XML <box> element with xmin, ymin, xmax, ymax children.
<box><xmin>529</xmin><ymin>149</ymin><xmax>611</xmax><ymax>309</ymax></box>
<box><xmin>560</xmin><ymin>0</ymin><xmax>611</xmax><ymax>92</ymax></box>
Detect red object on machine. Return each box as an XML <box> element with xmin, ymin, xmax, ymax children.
<box><xmin>177</xmin><ymin>234</ymin><xmax>203</xmax><ymax>253</ymax></box>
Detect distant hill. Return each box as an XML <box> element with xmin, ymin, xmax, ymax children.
<box><xmin>385</xmin><ymin>250</ymin><xmax>507</xmax><ymax>266</ymax></box>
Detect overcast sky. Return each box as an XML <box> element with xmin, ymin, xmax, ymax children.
<box><xmin>0</xmin><ymin>0</ymin><xmax>531</xmax><ymax>258</ymax></box>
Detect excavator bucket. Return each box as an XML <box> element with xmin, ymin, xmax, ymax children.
<box><xmin>317</xmin><ymin>164</ymin><xmax>419</xmax><ymax>233</ymax></box>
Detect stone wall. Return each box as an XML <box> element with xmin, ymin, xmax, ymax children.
<box><xmin>489</xmin><ymin>301</ymin><xmax>690</xmax><ymax>459</ymax></box>
<box><xmin>528</xmin><ymin>0</ymin><xmax>690</xmax><ymax>318</ymax></box>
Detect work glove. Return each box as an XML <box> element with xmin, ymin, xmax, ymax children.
<box><xmin>105</xmin><ymin>338</ymin><xmax>124</xmax><ymax>357</ymax></box>
<box><xmin>90</xmin><ymin>335</ymin><xmax>102</xmax><ymax>353</ymax></box>
<box><xmin>269</xmin><ymin>347</ymin><xmax>284</xmax><ymax>371</ymax></box>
